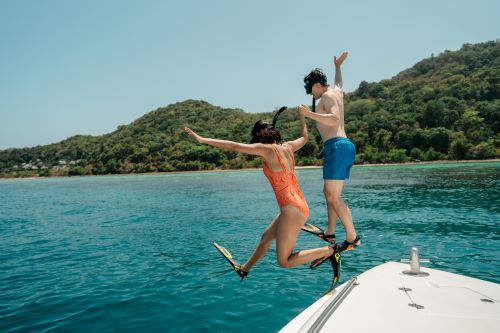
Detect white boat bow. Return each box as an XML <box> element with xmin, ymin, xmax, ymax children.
<box><xmin>281</xmin><ymin>257</ymin><xmax>500</xmax><ymax>333</ymax></box>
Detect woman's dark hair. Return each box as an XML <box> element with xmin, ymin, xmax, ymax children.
<box><xmin>250</xmin><ymin>106</ymin><xmax>287</xmax><ymax>144</ymax></box>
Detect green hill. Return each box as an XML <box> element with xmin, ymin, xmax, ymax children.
<box><xmin>0</xmin><ymin>100</ymin><xmax>320</xmax><ymax>177</ymax></box>
<box><xmin>344</xmin><ymin>40</ymin><xmax>499</xmax><ymax>162</ymax></box>
<box><xmin>1</xmin><ymin>40</ymin><xmax>499</xmax><ymax>178</ymax></box>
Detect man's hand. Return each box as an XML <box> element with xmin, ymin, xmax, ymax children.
<box><xmin>184</xmin><ymin>127</ymin><xmax>205</xmax><ymax>144</ymax></box>
<box><xmin>298</xmin><ymin>104</ymin><xmax>310</xmax><ymax>117</ymax></box>
<box><xmin>334</xmin><ymin>51</ymin><xmax>348</xmax><ymax>67</ymax></box>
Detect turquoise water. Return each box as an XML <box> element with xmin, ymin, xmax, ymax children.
<box><xmin>1</xmin><ymin>162</ymin><xmax>499</xmax><ymax>332</ymax></box>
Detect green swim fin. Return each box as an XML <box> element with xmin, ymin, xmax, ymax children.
<box><xmin>213</xmin><ymin>242</ymin><xmax>248</xmax><ymax>280</ymax></box>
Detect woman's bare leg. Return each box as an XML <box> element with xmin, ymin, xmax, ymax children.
<box><xmin>241</xmin><ymin>214</ymin><xmax>279</xmax><ymax>272</ymax></box>
<box><xmin>275</xmin><ymin>207</ymin><xmax>334</xmax><ymax>268</ymax></box>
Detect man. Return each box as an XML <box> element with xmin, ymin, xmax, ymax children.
<box><xmin>298</xmin><ymin>52</ymin><xmax>360</xmax><ymax>253</ymax></box>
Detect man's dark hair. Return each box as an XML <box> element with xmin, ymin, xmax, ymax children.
<box><xmin>304</xmin><ymin>68</ymin><xmax>328</xmax><ymax>94</ymax></box>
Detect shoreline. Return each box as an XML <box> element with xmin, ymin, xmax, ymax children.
<box><xmin>351</xmin><ymin>158</ymin><xmax>500</xmax><ymax>167</ymax></box>
<box><xmin>1</xmin><ymin>159</ymin><xmax>499</xmax><ymax>180</ymax></box>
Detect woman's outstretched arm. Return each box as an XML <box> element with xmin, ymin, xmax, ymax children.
<box><xmin>184</xmin><ymin>127</ymin><xmax>267</xmax><ymax>156</ymax></box>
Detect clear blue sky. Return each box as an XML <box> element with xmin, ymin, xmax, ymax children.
<box><xmin>1</xmin><ymin>0</ymin><xmax>498</xmax><ymax>149</ymax></box>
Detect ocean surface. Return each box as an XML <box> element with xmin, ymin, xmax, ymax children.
<box><xmin>1</xmin><ymin>162</ymin><xmax>499</xmax><ymax>332</ymax></box>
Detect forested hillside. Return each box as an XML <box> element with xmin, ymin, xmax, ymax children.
<box><xmin>344</xmin><ymin>40</ymin><xmax>499</xmax><ymax>162</ymax></box>
<box><xmin>1</xmin><ymin>41</ymin><xmax>498</xmax><ymax>177</ymax></box>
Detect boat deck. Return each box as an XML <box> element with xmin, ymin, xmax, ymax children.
<box><xmin>280</xmin><ymin>262</ymin><xmax>500</xmax><ymax>333</ymax></box>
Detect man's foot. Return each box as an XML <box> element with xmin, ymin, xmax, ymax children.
<box><xmin>338</xmin><ymin>235</ymin><xmax>361</xmax><ymax>253</ymax></box>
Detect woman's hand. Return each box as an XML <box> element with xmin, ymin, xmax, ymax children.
<box><xmin>298</xmin><ymin>104</ymin><xmax>310</xmax><ymax>118</ymax></box>
<box><xmin>184</xmin><ymin>127</ymin><xmax>205</xmax><ymax>144</ymax></box>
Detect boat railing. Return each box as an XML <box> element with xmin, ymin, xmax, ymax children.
<box><xmin>299</xmin><ymin>276</ymin><xmax>359</xmax><ymax>333</ymax></box>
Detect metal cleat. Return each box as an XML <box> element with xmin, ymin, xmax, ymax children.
<box><xmin>401</xmin><ymin>247</ymin><xmax>430</xmax><ymax>276</ymax></box>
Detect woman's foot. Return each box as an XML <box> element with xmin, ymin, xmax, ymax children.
<box><xmin>310</xmin><ymin>243</ymin><xmax>338</xmax><ymax>269</ymax></box>
<box><xmin>213</xmin><ymin>242</ymin><xmax>249</xmax><ymax>281</ymax></box>
<box><xmin>235</xmin><ymin>266</ymin><xmax>249</xmax><ymax>280</ymax></box>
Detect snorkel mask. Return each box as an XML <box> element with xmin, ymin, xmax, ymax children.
<box><xmin>304</xmin><ymin>82</ymin><xmax>313</xmax><ymax>95</ymax></box>
<box><xmin>304</xmin><ymin>69</ymin><xmax>327</xmax><ymax>113</ymax></box>
<box><xmin>304</xmin><ymin>81</ymin><xmax>316</xmax><ymax>113</ymax></box>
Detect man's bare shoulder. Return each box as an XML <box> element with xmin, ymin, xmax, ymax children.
<box><xmin>325</xmin><ymin>86</ymin><xmax>342</xmax><ymax>98</ymax></box>
<box><xmin>319</xmin><ymin>89</ymin><xmax>339</xmax><ymax>105</ymax></box>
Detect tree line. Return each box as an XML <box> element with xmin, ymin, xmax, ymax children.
<box><xmin>1</xmin><ymin>41</ymin><xmax>498</xmax><ymax>178</ymax></box>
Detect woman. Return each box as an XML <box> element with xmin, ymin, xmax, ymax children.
<box><xmin>184</xmin><ymin>105</ymin><xmax>336</xmax><ymax>279</ymax></box>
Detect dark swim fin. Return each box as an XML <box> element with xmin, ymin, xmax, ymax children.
<box><xmin>321</xmin><ymin>247</ymin><xmax>342</xmax><ymax>296</ymax></box>
<box><xmin>213</xmin><ymin>242</ymin><xmax>248</xmax><ymax>281</ymax></box>
<box><xmin>302</xmin><ymin>223</ymin><xmax>324</xmax><ymax>236</ymax></box>
<box><xmin>302</xmin><ymin>223</ymin><xmax>336</xmax><ymax>243</ymax></box>
<box><xmin>330</xmin><ymin>248</ymin><xmax>341</xmax><ymax>288</ymax></box>
<box><xmin>338</xmin><ymin>235</ymin><xmax>361</xmax><ymax>253</ymax></box>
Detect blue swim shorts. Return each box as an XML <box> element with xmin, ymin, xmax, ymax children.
<box><xmin>322</xmin><ymin>137</ymin><xmax>356</xmax><ymax>180</ymax></box>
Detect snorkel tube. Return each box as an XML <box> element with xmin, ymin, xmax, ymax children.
<box><xmin>272</xmin><ymin>106</ymin><xmax>288</xmax><ymax>127</ymax></box>
<box><xmin>250</xmin><ymin>106</ymin><xmax>288</xmax><ymax>144</ymax></box>
<box><xmin>304</xmin><ymin>79</ymin><xmax>316</xmax><ymax>113</ymax></box>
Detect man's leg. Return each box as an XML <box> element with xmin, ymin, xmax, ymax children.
<box><xmin>324</xmin><ymin>180</ymin><xmax>359</xmax><ymax>244</ymax></box>
<box><xmin>326</xmin><ymin>198</ymin><xmax>339</xmax><ymax>237</ymax></box>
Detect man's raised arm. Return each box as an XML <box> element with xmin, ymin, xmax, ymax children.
<box><xmin>333</xmin><ymin>51</ymin><xmax>348</xmax><ymax>89</ymax></box>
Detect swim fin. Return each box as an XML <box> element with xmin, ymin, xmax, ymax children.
<box><xmin>213</xmin><ymin>242</ymin><xmax>248</xmax><ymax>281</ymax></box>
<box><xmin>330</xmin><ymin>247</ymin><xmax>341</xmax><ymax>288</ymax></box>
<box><xmin>320</xmin><ymin>247</ymin><xmax>342</xmax><ymax>296</ymax></box>
<box><xmin>338</xmin><ymin>235</ymin><xmax>361</xmax><ymax>253</ymax></box>
<box><xmin>302</xmin><ymin>223</ymin><xmax>336</xmax><ymax>243</ymax></box>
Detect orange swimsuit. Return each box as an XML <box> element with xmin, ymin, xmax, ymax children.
<box><xmin>263</xmin><ymin>144</ymin><xmax>309</xmax><ymax>219</ymax></box>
